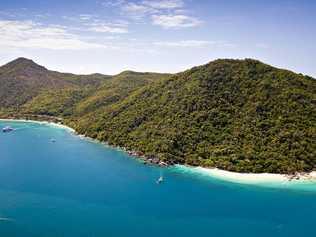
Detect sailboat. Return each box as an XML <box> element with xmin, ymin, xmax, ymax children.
<box><xmin>156</xmin><ymin>176</ymin><xmax>164</xmax><ymax>184</ymax></box>
<box><xmin>2</xmin><ymin>126</ymin><xmax>13</xmax><ymax>133</ymax></box>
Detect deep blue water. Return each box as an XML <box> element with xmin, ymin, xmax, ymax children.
<box><xmin>0</xmin><ymin>121</ymin><xmax>315</xmax><ymax>237</ymax></box>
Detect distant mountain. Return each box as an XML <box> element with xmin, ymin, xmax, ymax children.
<box><xmin>0</xmin><ymin>57</ymin><xmax>108</xmax><ymax>108</ymax></box>
<box><xmin>0</xmin><ymin>58</ymin><xmax>168</xmax><ymax>116</ymax></box>
<box><xmin>72</xmin><ymin>70</ymin><xmax>170</xmax><ymax>116</ymax></box>
<box><xmin>0</xmin><ymin>58</ymin><xmax>315</xmax><ymax>174</ymax></box>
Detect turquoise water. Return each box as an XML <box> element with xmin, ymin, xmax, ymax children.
<box><xmin>0</xmin><ymin>121</ymin><xmax>315</xmax><ymax>237</ymax></box>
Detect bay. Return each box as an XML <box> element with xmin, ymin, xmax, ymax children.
<box><xmin>0</xmin><ymin>121</ymin><xmax>315</xmax><ymax>237</ymax></box>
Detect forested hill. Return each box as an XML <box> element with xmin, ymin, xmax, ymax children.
<box><xmin>69</xmin><ymin>59</ymin><xmax>316</xmax><ymax>174</ymax></box>
<box><xmin>0</xmin><ymin>58</ymin><xmax>169</xmax><ymax>116</ymax></box>
<box><xmin>0</xmin><ymin>58</ymin><xmax>315</xmax><ymax>174</ymax></box>
<box><xmin>0</xmin><ymin>57</ymin><xmax>109</xmax><ymax>108</ymax></box>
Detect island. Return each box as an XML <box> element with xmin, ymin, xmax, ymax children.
<box><xmin>0</xmin><ymin>57</ymin><xmax>315</xmax><ymax>176</ymax></box>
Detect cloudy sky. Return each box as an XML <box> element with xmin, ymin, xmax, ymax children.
<box><xmin>0</xmin><ymin>0</ymin><xmax>315</xmax><ymax>76</ymax></box>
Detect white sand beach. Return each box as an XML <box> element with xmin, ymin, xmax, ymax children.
<box><xmin>2</xmin><ymin>119</ymin><xmax>316</xmax><ymax>188</ymax></box>
<box><xmin>0</xmin><ymin>119</ymin><xmax>75</xmax><ymax>133</ymax></box>
<box><xmin>175</xmin><ymin>165</ymin><xmax>316</xmax><ymax>187</ymax></box>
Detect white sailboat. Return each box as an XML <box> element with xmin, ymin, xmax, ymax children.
<box><xmin>2</xmin><ymin>126</ymin><xmax>13</xmax><ymax>133</ymax></box>
<box><xmin>156</xmin><ymin>176</ymin><xmax>164</xmax><ymax>184</ymax></box>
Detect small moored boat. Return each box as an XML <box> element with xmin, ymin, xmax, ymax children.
<box><xmin>156</xmin><ymin>176</ymin><xmax>164</xmax><ymax>184</ymax></box>
<box><xmin>2</xmin><ymin>126</ymin><xmax>13</xmax><ymax>133</ymax></box>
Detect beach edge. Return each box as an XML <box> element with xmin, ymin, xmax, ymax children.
<box><xmin>1</xmin><ymin>118</ymin><xmax>316</xmax><ymax>187</ymax></box>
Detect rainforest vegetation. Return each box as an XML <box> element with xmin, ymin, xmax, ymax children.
<box><xmin>0</xmin><ymin>58</ymin><xmax>315</xmax><ymax>174</ymax></box>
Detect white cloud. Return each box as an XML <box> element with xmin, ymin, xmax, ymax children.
<box><xmin>0</xmin><ymin>20</ymin><xmax>110</xmax><ymax>50</ymax></box>
<box><xmin>62</xmin><ymin>14</ymin><xmax>129</xmax><ymax>33</ymax></box>
<box><xmin>101</xmin><ymin>0</ymin><xmax>126</xmax><ymax>7</ymax></box>
<box><xmin>86</xmin><ymin>22</ymin><xmax>128</xmax><ymax>33</ymax></box>
<box><xmin>79</xmin><ymin>14</ymin><xmax>94</xmax><ymax>21</ymax></box>
<box><xmin>122</xmin><ymin>2</ymin><xmax>158</xmax><ymax>19</ymax></box>
<box><xmin>102</xmin><ymin>0</ymin><xmax>203</xmax><ymax>29</ymax></box>
<box><xmin>103</xmin><ymin>0</ymin><xmax>183</xmax><ymax>10</ymax></box>
<box><xmin>152</xmin><ymin>14</ymin><xmax>202</xmax><ymax>28</ymax></box>
<box><xmin>142</xmin><ymin>0</ymin><xmax>184</xmax><ymax>9</ymax></box>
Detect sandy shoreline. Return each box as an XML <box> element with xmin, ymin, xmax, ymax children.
<box><xmin>0</xmin><ymin>118</ymin><xmax>75</xmax><ymax>133</ymax></box>
<box><xmin>175</xmin><ymin>165</ymin><xmax>316</xmax><ymax>186</ymax></box>
<box><xmin>1</xmin><ymin>118</ymin><xmax>316</xmax><ymax>186</ymax></box>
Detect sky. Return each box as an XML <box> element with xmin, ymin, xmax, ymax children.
<box><xmin>0</xmin><ymin>0</ymin><xmax>315</xmax><ymax>77</ymax></box>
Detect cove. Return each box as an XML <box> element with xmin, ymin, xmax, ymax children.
<box><xmin>0</xmin><ymin>120</ymin><xmax>315</xmax><ymax>237</ymax></box>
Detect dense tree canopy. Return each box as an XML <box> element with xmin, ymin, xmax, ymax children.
<box><xmin>1</xmin><ymin>58</ymin><xmax>315</xmax><ymax>174</ymax></box>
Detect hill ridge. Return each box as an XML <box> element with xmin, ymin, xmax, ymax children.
<box><xmin>0</xmin><ymin>58</ymin><xmax>315</xmax><ymax>174</ymax></box>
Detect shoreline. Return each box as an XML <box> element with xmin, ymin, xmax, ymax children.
<box><xmin>0</xmin><ymin>118</ymin><xmax>166</xmax><ymax>166</ymax></box>
<box><xmin>1</xmin><ymin>118</ymin><xmax>316</xmax><ymax>186</ymax></box>
<box><xmin>175</xmin><ymin>165</ymin><xmax>316</xmax><ymax>186</ymax></box>
<box><xmin>0</xmin><ymin>118</ymin><xmax>75</xmax><ymax>133</ymax></box>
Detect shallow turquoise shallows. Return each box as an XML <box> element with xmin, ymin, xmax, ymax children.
<box><xmin>0</xmin><ymin>121</ymin><xmax>315</xmax><ymax>237</ymax></box>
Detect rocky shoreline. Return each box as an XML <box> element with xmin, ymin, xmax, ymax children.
<box><xmin>1</xmin><ymin>117</ymin><xmax>315</xmax><ymax>180</ymax></box>
<box><xmin>125</xmin><ymin>150</ymin><xmax>170</xmax><ymax>167</ymax></box>
<box><xmin>0</xmin><ymin>114</ymin><xmax>171</xmax><ymax>167</ymax></box>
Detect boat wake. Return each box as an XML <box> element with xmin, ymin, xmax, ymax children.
<box><xmin>0</xmin><ymin>217</ymin><xmax>13</xmax><ymax>222</ymax></box>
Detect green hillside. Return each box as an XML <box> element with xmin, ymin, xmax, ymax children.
<box><xmin>73</xmin><ymin>71</ymin><xmax>170</xmax><ymax>116</ymax></box>
<box><xmin>68</xmin><ymin>59</ymin><xmax>316</xmax><ymax>174</ymax></box>
<box><xmin>0</xmin><ymin>58</ymin><xmax>168</xmax><ymax>117</ymax></box>
<box><xmin>0</xmin><ymin>57</ymin><xmax>108</xmax><ymax>108</ymax></box>
<box><xmin>0</xmin><ymin>58</ymin><xmax>315</xmax><ymax>174</ymax></box>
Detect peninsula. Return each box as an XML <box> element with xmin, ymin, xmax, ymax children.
<box><xmin>0</xmin><ymin>58</ymin><xmax>315</xmax><ymax>175</ymax></box>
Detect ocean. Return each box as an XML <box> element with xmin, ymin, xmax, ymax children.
<box><xmin>0</xmin><ymin>120</ymin><xmax>315</xmax><ymax>237</ymax></box>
